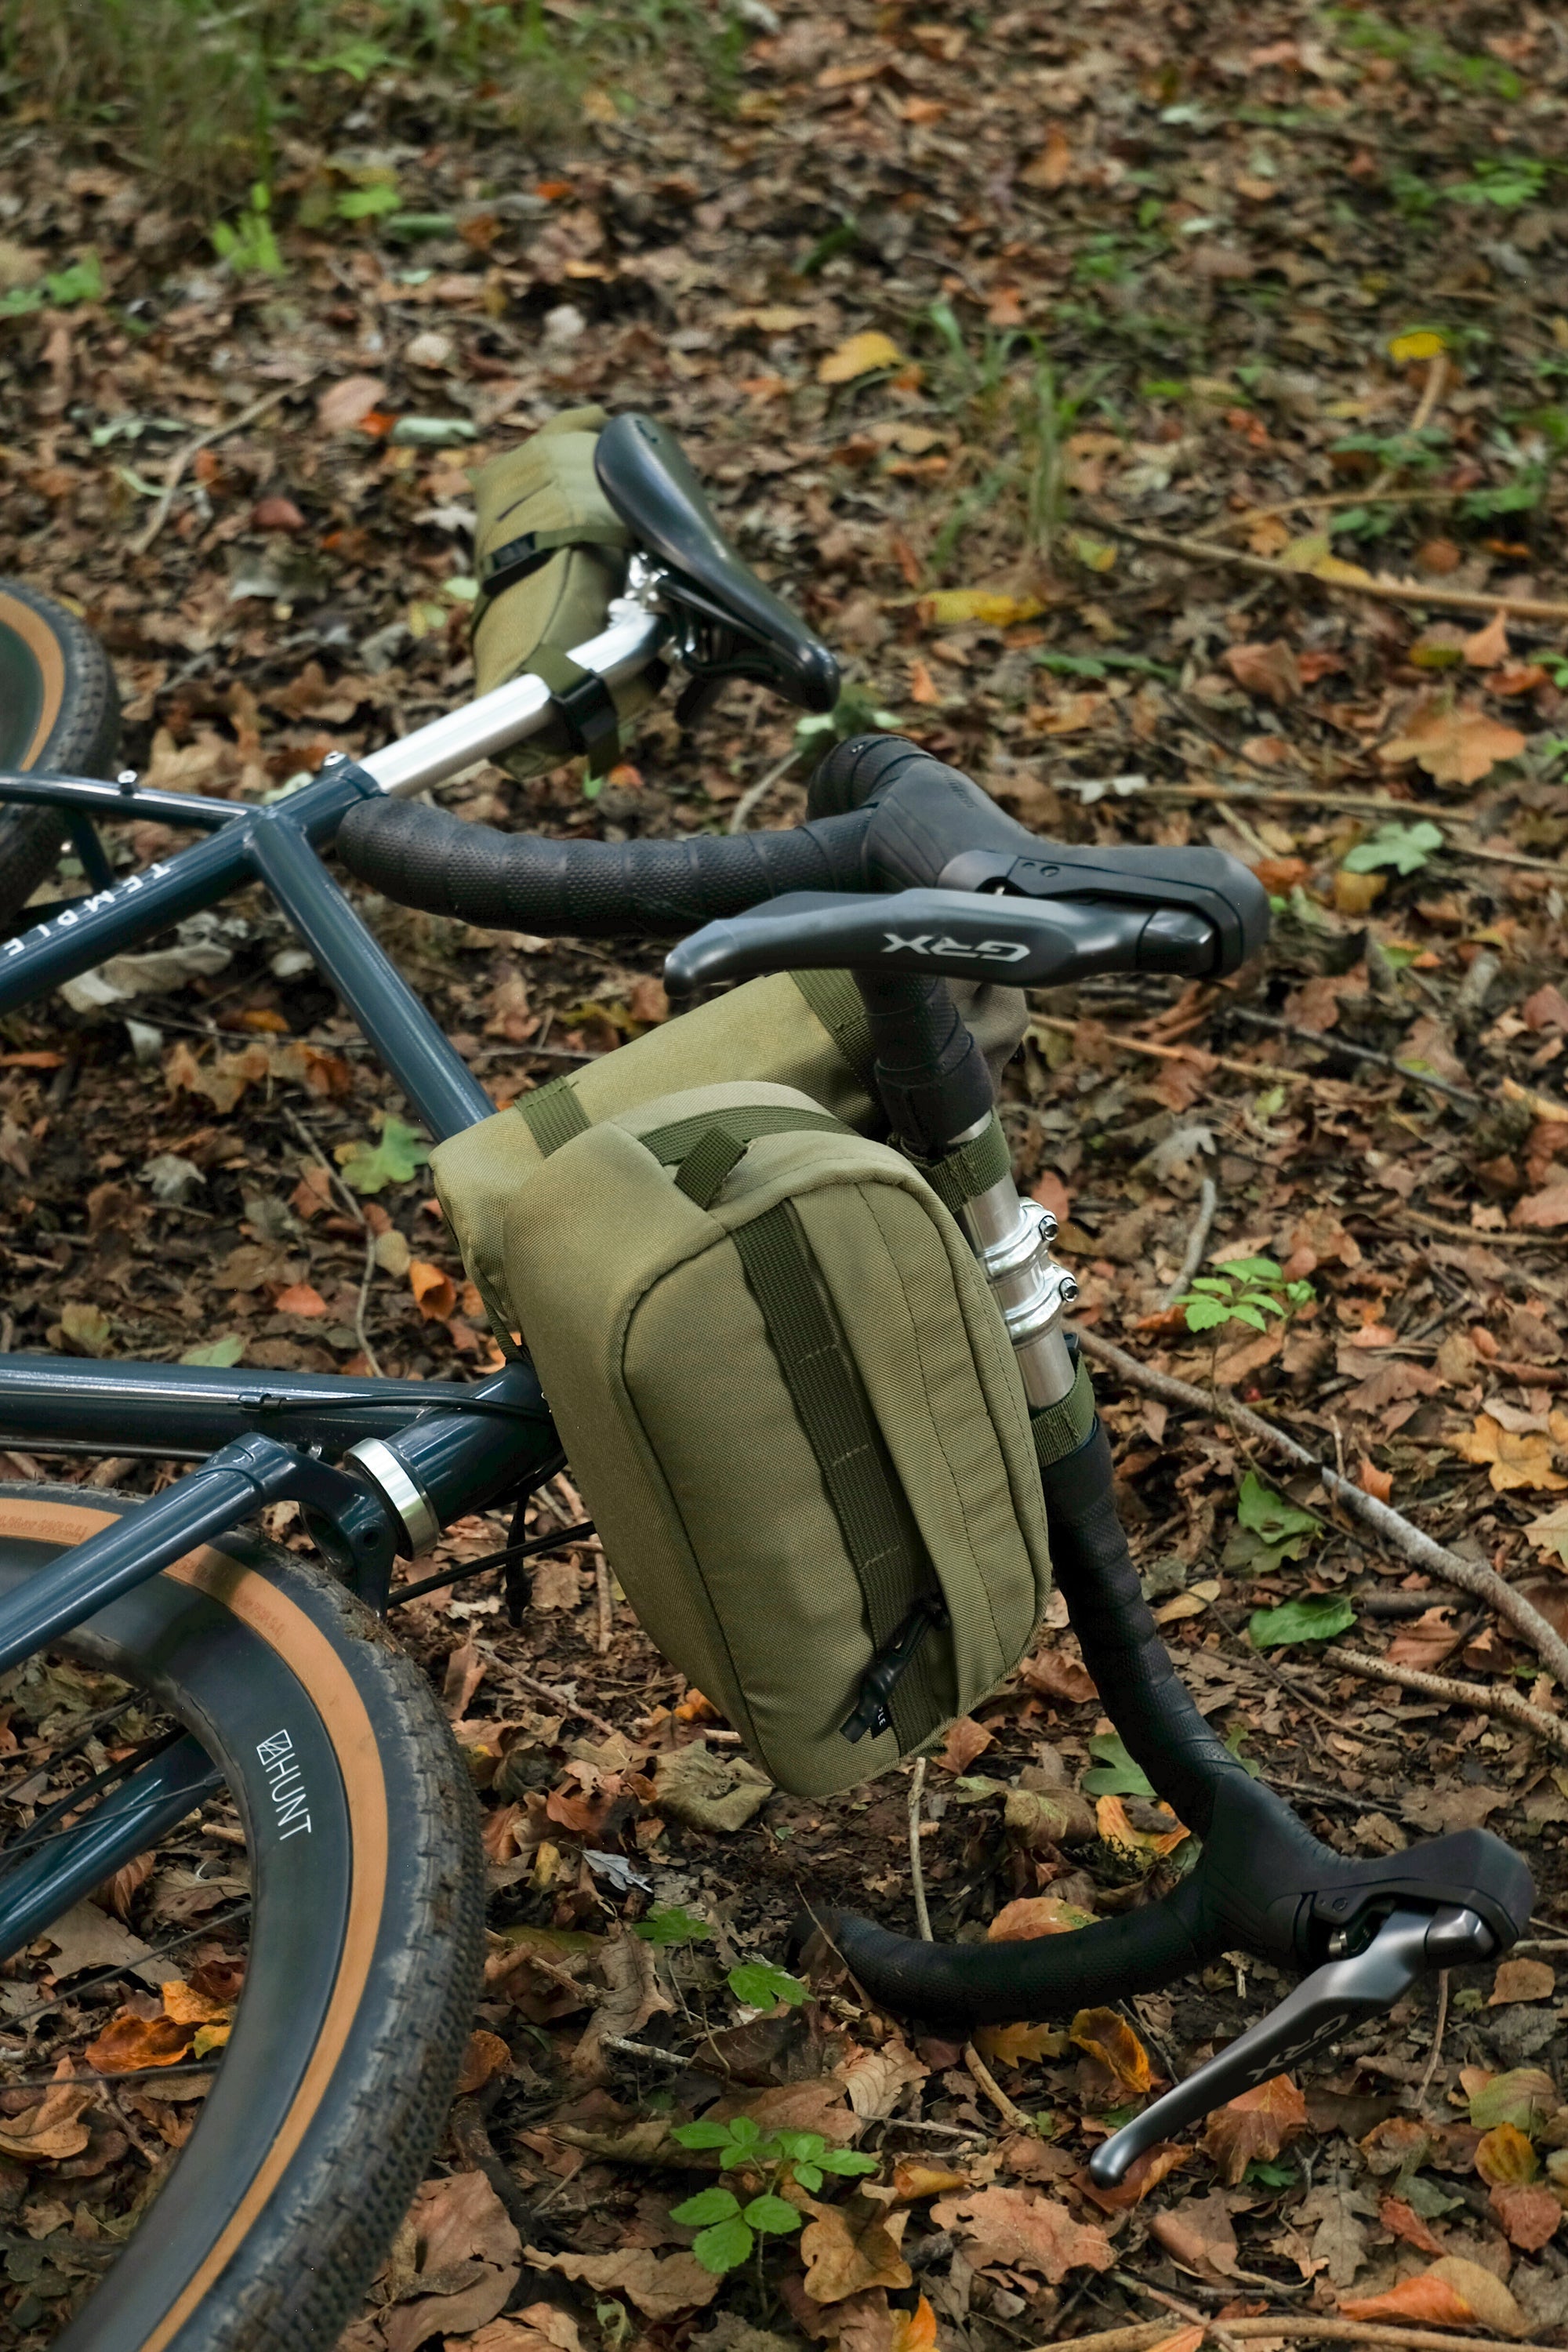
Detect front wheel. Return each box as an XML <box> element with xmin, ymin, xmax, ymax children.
<box><xmin>0</xmin><ymin>1486</ymin><xmax>483</xmax><ymax>2352</ymax></box>
<box><xmin>0</xmin><ymin>580</ymin><xmax>120</xmax><ymax>933</ymax></box>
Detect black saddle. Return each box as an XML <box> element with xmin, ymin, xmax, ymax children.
<box><xmin>595</xmin><ymin>412</ymin><xmax>840</xmax><ymax>715</ymax></box>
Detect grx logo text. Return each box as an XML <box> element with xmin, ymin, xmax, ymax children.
<box><xmin>881</xmin><ymin>931</ymin><xmax>1029</xmax><ymax>964</ymax></box>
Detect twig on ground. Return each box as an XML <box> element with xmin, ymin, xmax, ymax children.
<box><xmin>1323</xmin><ymin>1644</ymin><xmax>1568</xmax><ymax>1762</ymax></box>
<box><xmin>514</xmin><ymin>1670</ymin><xmax>619</xmax><ymax>1740</ymax></box>
<box><xmin>728</xmin><ymin>746</ymin><xmax>801</xmax><ymax>834</ymax></box>
<box><xmin>132</xmin><ymin>378</ymin><xmax>317</xmax><ymax>555</ymax></box>
<box><xmin>1414</xmin><ymin>1968</ymin><xmax>1450</xmax><ymax>2115</ymax></box>
<box><xmin>1091</xmin><ymin>517</ymin><xmax>1568</xmax><ymax>626</ymax></box>
<box><xmin>963</xmin><ymin>2041</ymin><xmax>1035</xmax><ymax>2133</ymax></box>
<box><xmin>1075</xmin><ymin>1330</ymin><xmax>1568</xmax><ymax>1690</ymax></box>
<box><xmin>1027</xmin><ymin>1014</ymin><xmax>1350</xmax><ymax>1096</ymax></box>
<box><xmin>1364</xmin><ymin>350</ymin><xmax>1449</xmax><ymax>503</ymax></box>
<box><xmin>1051</xmin><ymin>2321</ymin><xmax>1568</xmax><ymax>2352</ymax></box>
<box><xmin>593</xmin><ymin>1552</ymin><xmax>614</xmax><ymax>1656</ymax></box>
<box><xmin>450</xmin><ymin>2096</ymin><xmax>537</xmax><ymax>2231</ymax></box>
<box><xmin>1224</xmin><ymin>1007</ymin><xmax>1480</xmax><ymax>1109</ymax></box>
<box><xmin>1162</xmin><ymin>1177</ymin><xmax>1219</xmax><ymax>1308</ymax></box>
<box><xmin>1138</xmin><ymin>2281</ymin><xmax>1246</xmax><ymax>2352</ymax></box>
<box><xmin>908</xmin><ymin>1754</ymin><xmax>933</xmax><ymax>1942</ymax></box>
<box><xmin>284</xmin><ymin>1108</ymin><xmax>383</xmax><ymax>1377</ymax></box>
<box><xmin>602</xmin><ymin>2034</ymin><xmax>685</xmax><ymax>2067</ymax></box>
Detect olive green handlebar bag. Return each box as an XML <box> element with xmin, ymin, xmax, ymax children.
<box><xmin>470</xmin><ymin>405</ymin><xmax>658</xmax><ymax>779</ymax></box>
<box><xmin>431</xmin><ymin>967</ymin><xmax>1026</xmax><ymax>1350</ymax></box>
<box><xmin>467</xmin><ymin>1080</ymin><xmax>1050</xmax><ymax>1798</ymax></box>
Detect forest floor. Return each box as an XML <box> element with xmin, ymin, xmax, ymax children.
<box><xmin>5</xmin><ymin>0</ymin><xmax>1568</xmax><ymax>2347</ymax></box>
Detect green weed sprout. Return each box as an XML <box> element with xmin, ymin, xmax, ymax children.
<box><xmin>211</xmin><ymin>184</ymin><xmax>284</xmax><ymax>279</ymax></box>
<box><xmin>669</xmin><ymin>2118</ymin><xmax>877</xmax><ymax>2274</ymax></box>
<box><xmin>1175</xmin><ymin>1256</ymin><xmax>1313</xmax><ymax>1338</ymax></box>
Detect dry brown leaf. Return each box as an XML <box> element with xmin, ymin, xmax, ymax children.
<box><xmin>1093</xmin><ymin>1791</ymin><xmax>1188</xmax><ymax>1857</ymax></box>
<box><xmin>931</xmin><ymin>2185</ymin><xmax>1112</xmax><ymax>2283</ymax></box>
<box><xmin>986</xmin><ymin>1896</ymin><xmax>1096</xmax><ymax>1944</ymax></box>
<box><xmin>1513</xmin><ymin>1185</ymin><xmax>1568</xmax><ymax>1230</ymax></box>
<box><xmin>98</xmin><ymin>1851</ymin><xmax>156</xmax><ymax>1922</ymax></box>
<box><xmin>410</xmin><ymin>1260</ymin><xmax>459</xmax><ymax>1322</ymax></box>
<box><xmin>655</xmin><ymin>1739</ymin><xmax>772</xmax><ymax>1831</ymax></box>
<box><xmin>82</xmin><ymin>2009</ymin><xmax>194</xmax><ymax>2074</ymax></box>
<box><xmin>974</xmin><ymin>2018</ymin><xmax>1069</xmax><ymax>2066</ymax></box>
<box><xmin>162</xmin><ymin>1976</ymin><xmax>230</xmax><ymax>2027</ymax></box>
<box><xmin>1464</xmin><ymin>611</ymin><xmax>1511</xmax><ymax>667</ymax></box>
<box><xmin>799</xmin><ymin>2203</ymin><xmax>913</xmax><ymax>2305</ymax></box>
<box><xmin>385</xmin><ymin>2172</ymin><xmax>522</xmax><ymax>2352</ymax></box>
<box><xmin>1017</xmin><ymin>1648</ymin><xmax>1098</xmax><ymax>1705</ymax></box>
<box><xmin>571</xmin><ymin>1931</ymin><xmax>673</xmax><ymax>2080</ymax></box>
<box><xmin>457</xmin><ymin>2030</ymin><xmax>514</xmax><ymax>2096</ymax></box>
<box><xmin>1490</xmin><ymin>1958</ymin><xmax>1555</xmax><ymax>2007</ymax></box>
<box><xmin>1449</xmin><ymin>1412</ymin><xmax>1566</xmax><ymax>1494</ymax></box>
<box><xmin>1378</xmin><ymin>695</ymin><xmax>1527</xmax><ymax>785</ymax></box>
<box><xmin>1019</xmin><ymin>125</ymin><xmax>1073</xmax><ymax>187</ymax></box>
<box><xmin>527</xmin><ymin>2245</ymin><xmax>721</xmax><ymax>2320</ymax></box>
<box><xmin>1341</xmin><ymin>2254</ymin><xmax>1526</xmax><ymax>2335</ymax></box>
<box><xmin>457</xmin><ymin>2307</ymin><xmax>583</xmax><ymax>2352</ymax></box>
<box><xmin>1222</xmin><ymin>640</ymin><xmax>1300</xmax><ymax>706</ymax></box>
<box><xmin>1080</xmin><ymin>2141</ymin><xmax>1189</xmax><ymax>2213</ymax></box>
<box><xmin>1490</xmin><ymin>2182</ymin><xmax>1562</xmax><ymax>2252</ymax></box>
<box><xmin>837</xmin><ymin>2037</ymin><xmax>927</xmax><ymax>2121</ymax></box>
<box><xmin>1002</xmin><ymin>1788</ymin><xmax>1097</xmax><ymax>1849</ymax></box>
<box><xmin>1475</xmin><ymin>2122</ymin><xmax>1538</xmax><ymax>2186</ymax></box>
<box><xmin>0</xmin><ymin>2074</ymin><xmax>96</xmax><ymax>2163</ymax></box>
<box><xmin>1201</xmin><ymin>2074</ymin><xmax>1307</xmax><ymax>2185</ymax></box>
<box><xmin>891</xmin><ymin>2161</ymin><xmax>969</xmax><ymax>2202</ymax></box>
<box><xmin>1149</xmin><ymin>2189</ymin><xmax>1239</xmax><ymax>2281</ymax></box>
<box><xmin>1380</xmin><ymin>2195</ymin><xmax>1446</xmax><ymax>2256</ymax></box>
<box><xmin>935</xmin><ymin>1717</ymin><xmax>993</xmax><ymax>1773</ymax></box>
<box><xmin>318</xmin><ymin>374</ymin><xmax>387</xmax><ymax>430</ymax></box>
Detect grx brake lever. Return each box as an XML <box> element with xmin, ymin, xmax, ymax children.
<box><xmin>1088</xmin><ymin>1902</ymin><xmax>1494</xmax><ymax>2189</ymax></box>
<box><xmin>662</xmin><ymin>887</ymin><xmax>1217</xmax><ymax>997</ymax></box>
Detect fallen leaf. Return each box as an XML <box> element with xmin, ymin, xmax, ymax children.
<box><xmin>457</xmin><ymin>2030</ymin><xmax>514</xmax><ymax>2096</ymax></box>
<box><xmin>318</xmin><ymin>374</ymin><xmax>387</xmax><ymax>431</ymax></box>
<box><xmin>1476</xmin><ymin>2122</ymin><xmax>1539</xmax><ymax>2186</ymax></box>
<box><xmin>929</xmin><ymin>2186</ymin><xmax>1113</xmax><ymax>2283</ymax></box>
<box><xmin>1358</xmin><ymin>1457</ymin><xmax>1394</xmax><ymax>1504</ymax></box>
<box><xmin>58</xmin><ymin>1301</ymin><xmax>113</xmax><ymax>1358</ymax></box>
<box><xmin>1223</xmin><ymin>640</ymin><xmax>1300</xmax><ymax>706</ymax></box>
<box><xmin>837</xmin><ymin>2038</ymin><xmax>928</xmax><ymax>2121</ymax></box>
<box><xmin>891</xmin><ymin>2161</ymin><xmax>970</xmax><ymax>2202</ymax></box>
<box><xmin>1068</xmin><ymin>2007</ymin><xmax>1152</xmax><ymax>2096</ymax></box>
<box><xmin>1149</xmin><ymin>2189</ymin><xmax>1238</xmax><ymax>2281</ymax></box>
<box><xmin>1202</xmin><ymin>2074</ymin><xmax>1307</xmax><ymax>2185</ymax></box>
<box><xmin>1512</xmin><ymin>1185</ymin><xmax>1568</xmax><ymax>1230</ymax></box>
<box><xmin>0</xmin><ymin>2074</ymin><xmax>96</xmax><ymax>2163</ymax></box>
<box><xmin>890</xmin><ymin>2295</ymin><xmax>938</xmax><ymax>2352</ymax></box>
<box><xmin>1094</xmin><ymin>1791</ymin><xmax>1188</xmax><ymax>1856</ymax></box>
<box><xmin>1380</xmin><ymin>2194</ymin><xmax>1446</xmax><ymax>2256</ymax></box>
<box><xmin>1020</xmin><ymin>125</ymin><xmax>1073</xmax><ymax>187</ymax></box>
<box><xmin>1490</xmin><ymin>2183</ymin><xmax>1562</xmax><ymax>2252</ymax></box>
<box><xmin>818</xmin><ymin>332</ymin><xmax>903</xmax><ymax>384</ymax></box>
<box><xmin>1379</xmin><ymin>695</ymin><xmax>1527</xmax><ymax>786</ymax></box>
<box><xmin>1524</xmin><ymin>1500</ymin><xmax>1568</xmax><ymax>1565</ymax></box>
<box><xmin>1391</xmin><ymin>328</ymin><xmax>1447</xmax><ymax>363</ymax></box>
<box><xmin>655</xmin><ymin>1740</ymin><xmax>772</xmax><ymax>1832</ymax></box>
<box><xmin>410</xmin><ymin>1259</ymin><xmax>459</xmax><ymax>1321</ymax></box>
<box><xmin>1003</xmin><ymin>1788</ymin><xmax>1097</xmax><ymax>1848</ymax></box>
<box><xmin>458</xmin><ymin>2306</ymin><xmax>584</xmax><ymax>2352</ymax></box>
<box><xmin>1080</xmin><ymin>2142</ymin><xmax>1189</xmax><ymax>2213</ymax></box>
<box><xmin>528</xmin><ymin>2242</ymin><xmax>723</xmax><ymax>2321</ymax></box>
<box><xmin>974</xmin><ymin>2019</ymin><xmax>1070</xmax><ymax>2065</ymax></box>
<box><xmin>908</xmin><ymin>657</ymin><xmax>941</xmax><ymax>705</ymax></box>
<box><xmin>799</xmin><ymin>2202</ymin><xmax>913</xmax><ymax>2303</ymax></box>
<box><xmin>986</xmin><ymin>1897</ymin><xmax>1096</xmax><ymax>1943</ymax></box>
<box><xmin>1340</xmin><ymin>2253</ymin><xmax>1526</xmax><ymax>2336</ymax></box>
<box><xmin>1145</xmin><ymin>2330</ymin><xmax>1203</xmax><ymax>2352</ymax></box>
<box><xmin>274</xmin><ymin>1282</ymin><xmax>327</xmax><ymax>1317</ymax></box>
<box><xmin>1018</xmin><ymin>1648</ymin><xmax>1098</xmax><ymax>1704</ymax></box>
<box><xmin>82</xmin><ymin>2009</ymin><xmax>194</xmax><ymax>2073</ymax></box>
<box><xmin>384</xmin><ymin>2173</ymin><xmax>522</xmax><ymax>2352</ymax></box>
<box><xmin>936</xmin><ymin>1718</ymin><xmax>993</xmax><ymax>1773</ymax></box>
<box><xmin>917</xmin><ymin>588</ymin><xmax>1044</xmax><ymax>628</ymax></box>
<box><xmin>161</xmin><ymin>1976</ymin><xmax>230</xmax><ymax>2027</ymax></box>
<box><xmin>1449</xmin><ymin>1412</ymin><xmax>1566</xmax><ymax>1494</ymax></box>
<box><xmin>1464</xmin><ymin>611</ymin><xmax>1511</xmax><ymax>668</ymax></box>
<box><xmin>1490</xmin><ymin>1959</ymin><xmax>1555</xmax><ymax>2007</ymax></box>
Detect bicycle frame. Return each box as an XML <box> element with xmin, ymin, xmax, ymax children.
<box><xmin>0</xmin><ymin>598</ymin><xmax>666</xmax><ymax>1957</ymax></box>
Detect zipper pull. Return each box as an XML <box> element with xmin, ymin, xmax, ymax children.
<box><xmin>841</xmin><ymin>1592</ymin><xmax>950</xmax><ymax>1743</ymax></box>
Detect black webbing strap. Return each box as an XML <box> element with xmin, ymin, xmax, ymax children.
<box><xmin>517</xmin><ymin>1076</ymin><xmax>592</xmax><ymax>1156</ymax></box>
<box><xmin>789</xmin><ymin>969</ymin><xmax>879</xmax><ymax>1103</ymax></box>
<box><xmin>731</xmin><ymin>1202</ymin><xmax>937</xmax><ymax>1750</ymax></box>
<box><xmin>528</xmin><ymin>645</ymin><xmax>622</xmax><ymax>779</ymax></box>
<box><xmin>477</xmin><ymin>521</ymin><xmax>630</xmax><ymax>602</ymax></box>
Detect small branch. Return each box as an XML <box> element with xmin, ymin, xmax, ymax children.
<box><xmin>514</xmin><ymin>1669</ymin><xmax>619</xmax><ymax>1741</ymax></box>
<box><xmin>1075</xmin><ymin>1330</ymin><xmax>1568</xmax><ymax>1690</ymax></box>
<box><xmin>1162</xmin><ymin>1176</ymin><xmax>1218</xmax><ymax>1308</ymax></box>
<box><xmin>1414</xmin><ymin>1968</ymin><xmax>1450</xmax><ymax>2115</ymax></box>
<box><xmin>1224</xmin><ymin>1007</ymin><xmax>1480</xmax><ymax>1109</ymax></box>
<box><xmin>1093</xmin><ymin>517</ymin><xmax>1568</xmax><ymax>626</ymax></box>
<box><xmin>728</xmin><ymin>746</ymin><xmax>801</xmax><ymax>835</ymax></box>
<box><xmin>593</xmin><ymin>1552</ymin><xmax>614</xmax><ymax>1656</ymax></box>
<box><xmin>1027</xmin><ymin>1014</ymin><xmax>1349</xmax><ymax>1097</ymax></box>
<box><xmin>1053</xmin><ymin>2321</ymin><xmax>1568</xmax><ymax>2352</ymax></box>
<box><xmin>602</xmin><ymin>2034</ymin><xmax>685</xmax><ymax>2067</ymax></box>
<box><xmin>1323</xmin><ymin>1643</ymin><xmax>1568</xmax><ymax>1762</ymax></box>
<box><xmin>908</xmin><ymin>1755</ymin><xmax>933</xmax><ymax>1942</ymax></box>
<box><xmin>285</xmin><ymin>1108</ymin><xmax>383</xmax><ymax>1377</ymax></box>
<box><xmin>963</xmin><ymin>2041</ymin><xmax>1035</xmax><ymax>2133</ymax></box>
<box><xmin>132</xmin><ymin>377</ymin><xmax>316</xmax><ymax>556</ymax></box>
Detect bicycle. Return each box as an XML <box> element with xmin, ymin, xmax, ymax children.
<box><xmin>0</xmin><ymin>412</ymin><xmax>1533</xmax><ymax>2350</ymax></box>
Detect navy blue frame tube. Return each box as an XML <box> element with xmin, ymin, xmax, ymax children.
<box><xmin>0</xmin><ymin>1737</ymin><xmax>220</xmax><ymax>1965</ymax></box>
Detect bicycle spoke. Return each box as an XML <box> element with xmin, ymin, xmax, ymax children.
<box><xmin>0</xmin><ymin>1727</ymin><xmax>183</xmax><ymax>1872</ymax></box>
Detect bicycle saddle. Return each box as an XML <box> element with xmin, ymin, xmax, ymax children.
<box><xmin>594</xmin><ymin>412</ymin><xmax>840</xmax><ymax>714</ymax></box>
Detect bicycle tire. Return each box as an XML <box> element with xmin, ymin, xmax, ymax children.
<box><xmin>0</xmin><ymin>580</ymin><xmax>120</xmax><ymax>932</ymax></box>
<box><xmin>0</xmin><ymin>1484</ymin><xmax>483</xmax><ymax>2352</ymax></box>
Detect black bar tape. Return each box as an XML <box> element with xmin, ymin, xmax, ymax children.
<box><xmin>855</xmin><ymin>970</ymin><xmax>995</xmax><ymax>1157</ymax></box>
<box><xmin>336</xmin><ymin>798</ymin><xmax>874</xmax><ymax>938</ymax></box>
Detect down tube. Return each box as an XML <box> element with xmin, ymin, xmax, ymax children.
<box><xmin>0</xmin><ymin>824</ymin><xmax>252</xmax><ymax>1014</ymax></box>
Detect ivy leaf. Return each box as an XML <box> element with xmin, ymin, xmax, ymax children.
<box><xmin>727</xmin><ymin>1961</ymin><xmax>808</xmax><ymax>2009</ymax></box>
<box><xmin>1080</xmin><ymin>1730</ymin><xmax>1154</xmax><ymax>1800</ymax></box>
<box><xmin>670</xmin><ymin>2187</ymin><xmax>741</xmax><ymax>2227</ymax></box>
<box><xmin>744</xmin><ymin>2194</ymin><xmax>804</xmax><ymax>2235</ymax></box>
<box><xmin>691</xmin><ymin>2216</ymin><xmax>754</xmax><ymax>2275</ymax></box>
<box><xmin>1249</xmin><ymin>1593</ymin><xmax>1356</xmax><ymax>1650</ymax></box>
<box><xmin>793</xmin><ymin>2162</ymin><xmax>823</xmax><ymax>2192</ymax></box>
<box><xmin>1184</xmin><ymin>1298</ymin><xmax>1234</xmax><ymax>1333</ymax></box>
<box><xmin>633</xmin><ymin>1906</ymin><xmax>711</xmax><ymax>1946</ymax></box>
<box><xmin>335</xmin><ymin>1116</ymin><xmax>430</xmax><ymax>1194</ymax></box>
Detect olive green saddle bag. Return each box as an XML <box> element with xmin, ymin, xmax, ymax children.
<box><xmin>432</xmin><ymin>1077</ymin><xmax>1051</xmax><ymax>1799</ymax></box>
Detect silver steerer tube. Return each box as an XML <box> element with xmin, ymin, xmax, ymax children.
<box><xmin>958</xmin><ymin>1151</ymin><xmax>1080</xmax><ymax>1410</ymax></box>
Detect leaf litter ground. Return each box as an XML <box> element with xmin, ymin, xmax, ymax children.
<box><xmin>4</xmin><ymin>0</ymin><xmax>1568</xmax><ymax>2346</ymax></box>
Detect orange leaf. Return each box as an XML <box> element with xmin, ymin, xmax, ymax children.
<box><xmin>1490</xmin><ymin>2182</ymin><xmax>1562</xmax><ymax>2252</ymax></box>
<box><xmin>274</xmin><ymin>1281</ymin><xmax>327</xmax><ymax>1317</ymax></box>
<box><xmin>1463</xmin><ymin>611</ymin><xmax>1511</xmax><ymax>668</ymax></box>
<box><xmin>1094</xmin><ymin>1791</ymin><xmax>1189</xmax><ymax>1855</ymax></box>
<box><xmin>1380</xmin><ymin>2194</ymin><xmax>1445</xmax><ymax>2255</ymax></box>
<box><xmin>162</xmin><ymin>1976</ymin><xmax>231</xmax><ymax>2027</ymax></box>
<box><xmin>909</xmin><ymin>657</ymin><xmax>942</xmax><ymax>706</ymax></box>
<box><xmin>975</xmin><ymin>2019</ymin><xmax>1069</xmax><ymax>2065</ymax></box>
<box><xmin>82</xmin><ymin>2009</ymin><xmax>194</xmax><ymax>2073</ymax></box>
<box><xmin>1069</xmin><ymin>2005</ymin><xmax>1152</xmax><ymax>2096</ymax></box>
<box><xmin>409</xmin><ymin>1258</ymin><xmax>458</xmax><ymax>1320</ymax></box>
<box><xmin>458</xmin><ymin>2027</ymin><xmax>514</xmax><ymax>2096</ymax></box>
<box><xmin>892</xmin><ymin>2162</ymin><xmax>970</xmax><ymax>2202</ymax></box>
<box><xmin>1490</xmin><ymin>1958</ymin><xmax>1555</xmax><ymax>2006</ymax></box>
<box><xmin>987</xmin><ymin>1898</ymin><xmax>1096</xmax><ymax>1944</ymax></box>
<box><xmin>1020</xmin><ymin>125</ymin><xmax>1073</xmax><ymax>189</ymax></box>
<box><xmin>1378</xmin><ymin>694</ymin><xmax>1526</xmax><ymax>786</ymax></box>
<box><xmin>1080</xmin><ymin>2140</ymin><xmax>1189</xmax><ymax>2213</ymax></box>
<box><xmin>1341</xmin><ymin>2254</ymin><xmax>1526</xmax><ymax>2336</ymax></box>
<box><xmin>1357</xmin><ymin>1456</ymin><xmax>1393</xmax><ymax>1503</ymax></box>
<box><xmin>891</xmin><ymin>2294</ymin><xmax>938</xmax><ymax>2352</ymax></box>
<box><xmin>1475</xmin><ymin>2121</ymin><xmax>1538</xmax><ymax>2186</ymax></box>
<box><xmin>1201</xmin><ymin>2074</ymin><xmax>1307</xmax><ymax>2186</ymax></box>
<box><xmin>937</xmin><ymin>1716</ymin><xmax>993</xmax><ymax>1773</ymax></box>
<box><xmin>1222</xmin><ymin>640</ymin><xmax>1300</xmax><ymax>707</ymax></box>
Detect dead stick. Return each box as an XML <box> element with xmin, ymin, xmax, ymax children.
<box><xmin>131</xmin><ymin>377</ymin><xmax>316</xmax><ymax>556</ymax></box>
<box><xmin>908</xmin><ymin>1755</ymin><xmax>933</xmax><ymax>1942</ymax></box>
<box><xmin>1163</xmin><ymin>1176</ymin><xmax>1218</xmax><ymax>1308</ymax></box>
<box><xmin>1134</xmin><ymin>785</ymin><xmax>1568</xmax><ymax>876</ymax></box>
<box><xmin>1047</xmin><ymin>2323</ymin><xmax>1568</xmax><ymax>2352</ymax></box>
<box><xmin>1414</xmin><ymin>1966</ymin><xmax>1450</xmax><ymax>2114</ymax></box>
<box><xmin>1075</xmin><ymin>1330</ymin><xmax>1568</xmax><ymax>1690</ymax></box>
<box><xmin>1094</xmin><ymin>517</ymin><xmax>1568</xmax><ymax>626</ymax></box>
<box><xmin>1026</xmin><ymin>1014</ymin><xmax>1348</xmax><ymax>1095</ymax></box>
<box><xmin>1323</xmin><ymin>1643</ymin><xmax>1568</xmax><ymax>1761</ymax></box>
<box><xmin>963</xmin><ymin>2041</ymin><xmax>1035</xmax><ymax>2133</ymax></box>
